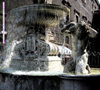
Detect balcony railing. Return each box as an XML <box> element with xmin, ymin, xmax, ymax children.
<box><xmin>88</xmin><ymin>52</ymin><xmax>100</xmax><ymax>68</ymax></box>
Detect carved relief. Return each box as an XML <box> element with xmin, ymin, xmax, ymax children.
<box><xmin>14</xmin><ymin>26</ymin><xmax>50</xmax><ymax>60</ymax></box>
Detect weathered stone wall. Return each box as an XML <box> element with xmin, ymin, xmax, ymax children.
<box><xmin>0</xmin><ymin>73</ymin><xmax>60</xmax><ymax>90</ymax></box>
<box><xmin>60</xmin><ymin>76</ymin><xmax>100</xmax><ymax>90</ymax></box>
<box><xmin>0</xmin><ymin>73</ymin><xmax>100</xmax><ymax>90</ymax></box>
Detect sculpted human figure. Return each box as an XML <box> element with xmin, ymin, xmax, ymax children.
<box><xmin>61</xmin><ymin>21</ymin><xmax>97</xmax><ymax>74</ymax></box>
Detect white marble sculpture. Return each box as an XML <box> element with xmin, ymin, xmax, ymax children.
<box><xmin>61</xmin><ymin>21</ymin><xmax>98</xmax><ymax>74</ymax></box>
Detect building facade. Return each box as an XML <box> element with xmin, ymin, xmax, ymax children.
<box><xmin>0</xmin><ymin>0</ymin><xmax>99</xmax><ymax>51</ymax></box>
<box><xmin>52</xmin><ymin>0</ymin><xmax>99</xmax><ymax>49</ymax></box>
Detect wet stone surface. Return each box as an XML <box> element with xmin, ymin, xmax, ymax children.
<box><xmin>0</xmin><ymin>4</ymin><xmax>68</xmax><ymax>72</ymax></box>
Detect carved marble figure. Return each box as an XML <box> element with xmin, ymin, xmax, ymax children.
<box><xmin>61</xmin><ymin>21</ymin><xmax>97</xmax><ymax>74</ymax></box>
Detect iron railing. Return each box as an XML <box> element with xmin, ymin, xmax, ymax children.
<box><xmin>88</xmin><ymin>52</ymin><xmax>100</xmax><ymax>68</ymax></box>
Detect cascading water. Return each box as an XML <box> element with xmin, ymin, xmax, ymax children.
<box><xmin>0</xmin><ymin>4</ymin><xmax>68</xmax><ymax>75</ymax></box>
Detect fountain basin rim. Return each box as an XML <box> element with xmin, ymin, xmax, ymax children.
<box><xmin>0</xmin><ymin>69</ymin><xmax>100</xmax><ymax>77</ymax></box>
<box><xmin>8</xmin><ymin>4</ymin><xmax>68</xmax><ymax>13</ymax></box>
<box><xmin>7</xmin><ymin>4</ymin><xmax>68</xmax><ymax>27</ymax></box>
<box><xmin>0</xmin><ymin>70</ymin><xmax>63</xmax><ymax>76</ymax></box>
<box><xmin>60</xmin><ymin>74</ymin><xmax>100</xmax><ymax>80</ymax></box>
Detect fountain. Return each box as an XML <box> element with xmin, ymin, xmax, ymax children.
<box><xmin>0</xmin><ymin>0</ymin><xmax>100</xmax><ymax>90</ymax></box>
<box><xmin>0</xmin><ymin>3</ymin><xmax>69</xmax><ymax>75</ymax></box>
<box><xmin>0</xmin><ymin>1</ymin><xmax>70</xmax><ymax>89</ymax></box>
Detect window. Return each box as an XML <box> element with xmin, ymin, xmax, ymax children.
<box><xmin>45</xmin><ymin>0</ymin><xmax>52</xmax><ymax>4</ymax></box>
<box><xmin>74</xmin><ymin>13</ymin><xmax>79</xmax><ymax>23</ymax></box>
<box><xmin>65</xmin><ymin>36</ymin><xmax>69</xmax><ymax>44</ymax></box>
<box><xmin>82</xmin><ymin>0</ymin><xmax>86</xmax><ymax>4</ymax></box>
<box><xmin>74</xmin><ymin>10</ymin><xmax>80</xmax><ymax>23</ymax></box>
<box><xmin>76</xmin><ymin>15</ymin><xmax>79</xmax><ymax>23</ymax></box>
<box><xmin>66</xmin><ymin>7</ymin><xmax>70</xmax><ymax>22</ymax></box>
<box><xmin>82</xmin><ymin>16</ymin><xmax>87</xmax><ymax>23</ymax></box>
<box><xmin>33</xmin><ymin>0</ymin><xmax>52</xmax><ymax>4</ymax></box>
<box><xmin>88</xmin><ymin>21</ymin><xmax>91</xmax><ymax>26</ymax></box>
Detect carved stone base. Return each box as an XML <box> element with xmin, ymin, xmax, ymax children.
<box><xmin>0</xmin><ymin>56</ymin><xmax>63</xmax><ymax>75</ymax></box>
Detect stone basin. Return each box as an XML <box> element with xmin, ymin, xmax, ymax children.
<box><xmin>0</xmin><ymin>69</ymin><xmax>100</xmax><ymax>90</ymax></box>
<box><xmin>7</xmin><ymin>4</ymin><xmax>68</xmax><ymax>28</ymax></box>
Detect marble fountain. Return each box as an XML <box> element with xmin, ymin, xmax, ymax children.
<box><xmin>0</xmin><ymin>4</ymin><xmax>69</xmax><ymax>75</ymax></box>
<box><xmin>0</xmin><ymin>1</ymin><xmax>100</xmax><ymax>90</ymax></box>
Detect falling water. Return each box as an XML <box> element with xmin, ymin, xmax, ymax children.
<box><xmin>0</xmin><ymin>3</ymin><xmax>70</xmax><ymax>90</ymax></box>
<box><xmin>0</xmin><ymin>4</ymin><xmax>68</xmax><ymax>75</ymax></box>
